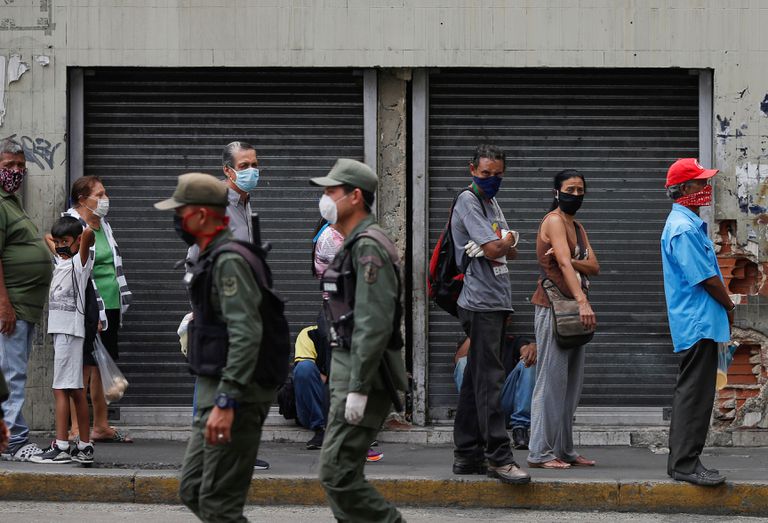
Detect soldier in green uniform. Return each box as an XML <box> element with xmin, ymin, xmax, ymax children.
<box><xmin>155</xmin><ymin>173</ymin><xmax>276</xmax><ymax>523</ymax></box>
<box><xmin>312</xmin><ymin>159</ymin><xmax>408</xmax><ymax>523</ymax></box>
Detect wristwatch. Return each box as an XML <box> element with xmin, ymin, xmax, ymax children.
<box><xmin>215</xmin><ymin>393</ymin><xmax>237</xmax><ymax>409</ymax></box>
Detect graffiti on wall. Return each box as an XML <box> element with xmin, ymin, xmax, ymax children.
<box><xmin>2</xmin><ymin>133</ymin><xmax>63</xmax><ymax>170</ymax></box>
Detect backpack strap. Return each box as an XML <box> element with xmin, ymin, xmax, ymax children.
<box><xmin>212</xmin><ymin>241</ymin><xmax>270</xmax><ymax>290</ymax></box>
<box><xmin>354</xmin><ymin>228</ymin><xmax>400</xmax><ymax>269</ymax></box>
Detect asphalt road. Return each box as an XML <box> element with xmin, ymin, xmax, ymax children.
<box><xmin>1</xmin><ymin>503</ymin><xmax>766</xmax><ymax>523</ymax></box>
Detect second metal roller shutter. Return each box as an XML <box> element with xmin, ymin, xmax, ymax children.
<box><xmin>83</xmin><ymin>68</ymin><xmax>364</xmax><ymax>406</ymax></box>
<box><xmin>427</xmin><ymin>69</ymin><xmax>700</xmax><ymax>422</ymax></box>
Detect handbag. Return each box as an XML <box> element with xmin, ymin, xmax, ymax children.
<box><xmin>540</xmin><ymin>222</ymin><xmax>595</xmax><ymax>349</ymax></box>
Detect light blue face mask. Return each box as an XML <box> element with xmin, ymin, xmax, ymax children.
<box><xmin>231</xmin><ymin>167</ymin><xmax>260</xmax><ymax>192</ymax></box>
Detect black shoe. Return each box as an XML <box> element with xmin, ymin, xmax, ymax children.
<box><xmin>29</xmin><ymin>441</ymin><xmax>71</xmax><ymax>464</ymax></box>
<box><xmin>512</xmin><ymin>427</ymin><xmax>529</xmax><ymax>450</ymax></box>
<box><xmin>253</xmin><ymin>458</ymin><xmax>270</xmax><ymax>470</ymax></box>
<box><xmin>453</xmin><ymin>458</ymin><xmax>488</xmax><ymax>475</ymax></box>
<box><xmin>671</xmin><ymin>469</ymin><xmax>726</xmax><ymax>486</ymax></box>
<box><xmin>306</xmin><ymin>429</ymin><xmax>324</xmax><ymax>450</ymax></box>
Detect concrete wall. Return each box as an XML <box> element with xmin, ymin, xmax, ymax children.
<box><xmin>2</xmin><ymin>1</ymin><xmax>768</xmax><ymax>430</ymax></box>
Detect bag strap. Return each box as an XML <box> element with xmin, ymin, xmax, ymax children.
<box><xmin>212</xmin><ymin>241</ymin><xmax>270</xmax><ymax>290</ymax></box>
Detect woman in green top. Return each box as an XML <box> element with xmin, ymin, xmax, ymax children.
<box><xmin>66</xmin><ymin>176</ymin><xmax>133</xmax><ymax>443</ymax></box>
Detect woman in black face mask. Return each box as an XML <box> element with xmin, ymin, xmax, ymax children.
<box><xmin>527</xmin><ymin>170</ymin><xmax>600</xmax><ymax>470</ymax></box>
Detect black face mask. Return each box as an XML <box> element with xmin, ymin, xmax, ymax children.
<box><xmin>174</xmin><ymin>214</ymin><xmax>197</xmax><ymax>246</ymax></box>
<box><xmin>557</xmin><ymin>192</ymin><xmax>584</xmax><ymax>215</ymax></box>
<box><xmin>55</xmin><ymin>245</ymin><xmax>75</xmax><ymax>258</ymax></box>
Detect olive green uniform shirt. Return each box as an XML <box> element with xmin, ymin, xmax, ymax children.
<box><xmin>0</xmin><ymin>189</ymin><xmax>53</xmax><ymax>323</ymax></box>
<box><xmin>328</xmin><ymin>216</ymin><xmax>408</xmax><ymax>429</ymax></box>
<box><xmin>194</xmin><ymin>231</ymin><xmax>275</xmax><ymax>409</ymax></box>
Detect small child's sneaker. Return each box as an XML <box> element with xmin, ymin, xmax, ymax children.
<box><xmin>366</xmin><ymin>447</ymin><xmax>383</xmax><ymax>462</ymax></box>
<box><xmin>29</xmin><ymin>441</ymin><xmax>72</xmax><ymax>464</ymax></box>
<box><xmin>71</xmin><ymin>443</ymin><xmax>95</xmax><ymax>465</ymax></box>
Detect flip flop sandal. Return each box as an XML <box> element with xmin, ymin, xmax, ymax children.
<box><xmin>527</xmin><ymin>459</ymin><xmax>571</xmax><ymax>469</ymax></box>
<box><xmin>93</xmin><ymin>427</ymin><xmax>133</xmax><ymax>443</ymax></box>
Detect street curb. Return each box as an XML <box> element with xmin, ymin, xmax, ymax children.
<box><xmin>1</xmin><ymin>470</ymin><xmax>767</xmax><ymax>516</ymax></box>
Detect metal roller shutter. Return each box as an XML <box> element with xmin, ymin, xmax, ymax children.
<box><xmin>427</xmin><ymin>69</ymin><xmax>699</xmax><ymax>422</ymax></box>
<box><xmin>82</xmin><ymin>68</ymin><xmax>364</xmax><ymax>406</ymax></box>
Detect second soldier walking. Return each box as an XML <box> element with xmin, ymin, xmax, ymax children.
<box><xmin>313</xmin><ymin>159</ymin><xmax>408</xmax><ymax>523</ymax></box>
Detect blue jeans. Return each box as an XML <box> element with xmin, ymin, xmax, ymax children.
<box><xmin>455</xmin><ymin>356</ymin><xmax>536</xmax><ymax>429</ymax></box>
<box><xmin>294</xmin><ymin>360</ymin><xmax>326</xmax><ymax>431</ymax></box>
<box><xmin>0</xmin><ymin>320</ymin><xmax>35</xmax><ymax>448</ymax></box>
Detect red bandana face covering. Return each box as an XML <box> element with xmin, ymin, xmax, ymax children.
<box><xmin>675</xmin><ymin>184</ymin><xmax>712</xmax><ymax>207</ymax></box>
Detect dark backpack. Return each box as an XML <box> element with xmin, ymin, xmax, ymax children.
<box><xmin>206</xmin><ymin>240</ymin><xmax>291</xmax><ymax>389</ymax></box>
<box><xmin>276</xmin><ymin>373</ymin><xmax>297</xmax><ymax>420</ymax></box>
<box><xmin>427</xmin><ymin>188</ymin><xmax>486</xmax><ymax>317</ymax></box>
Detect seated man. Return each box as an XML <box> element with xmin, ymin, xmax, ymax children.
<box><xmin>293</xmin><ymin>325</ymin><xmax>330</xmax><ymax>450</ymax></box>
<box><xmin>454</xmin><ymin>333</ymin><xmax>537</xmax><ymax>450</ymax></box>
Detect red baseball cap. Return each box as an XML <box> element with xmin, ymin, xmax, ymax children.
<box><xmin>665</xmin><ymin>158</ymin><xmax>718</xmax><ymax>187</ymax></box>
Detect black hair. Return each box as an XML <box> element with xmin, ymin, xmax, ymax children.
<box><xmin>471</xmin><ymin>144</ymin><xmax>506</xmax><ymax>170</ymax></box>
<box><xmin>549</xmin><ymin>169</ymin><xmax>587</xmax><ymax>211</ymax></box>
<box><xmin>341</xmin><ymin>184</ymin><xmax>375</xmax><ymax>213</ymax></box>
<box><xmin>222</xmin><ymin>141</ymin><xmax>257</xmax><ymax>168</ymax></box>
<box><xmin>51</xmin><ymin>216</ymin><xmax>83</xmax><ymax>240</ymax></box>
<box><xmin>311</xmin><ymin>217</ymin><xmax>329</xmax><ymax>278</ymax></box>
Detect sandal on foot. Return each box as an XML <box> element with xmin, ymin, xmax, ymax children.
<box><xmin>527</xmin><ymin>459</ymin><xmax>571</xmax><ymax>469</ymax></box>
<box><xmin>568</xmin><ymin>455</ymin><xmax>596</xmax><ymax>467</ymax></box>
<box><xmin>93</xmin><ymin>427</ymin><xmax>133</xmax><ymax>443</ymax></box>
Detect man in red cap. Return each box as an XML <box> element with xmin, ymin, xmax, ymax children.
<box><xmin>660</xmin><ymin>158</ymin><xmax>734</xmax><ymax>486</ymax></box>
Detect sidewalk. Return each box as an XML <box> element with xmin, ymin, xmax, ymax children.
<box><xmin>2</xmin><ymin>439</ymin><xmax>768</xmax><ymax>516</ymax></box>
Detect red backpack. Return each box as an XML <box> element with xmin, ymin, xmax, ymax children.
<box><xmin>427</xmin><ymin>188</ymin><xmax>486</xmax><ymax>316</ymax></box>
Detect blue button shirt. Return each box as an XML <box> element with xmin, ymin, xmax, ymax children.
<box><xmin>661</xmin><ymin>204</ymin><xmax>730</xmax><ymax>352</ymax></box>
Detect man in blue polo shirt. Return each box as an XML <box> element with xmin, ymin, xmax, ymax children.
<box><xmin>661</xmin><ymin>158</ymin><xmax>734</xmax><ymax>487</ymax></box>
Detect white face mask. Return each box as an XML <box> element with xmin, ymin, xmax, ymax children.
<box><xmin>88</xmin><ymin>196</ymin><xmax>110</xmax><ymax>218</ymax></box>
<box><xmin>318</xmin><ymin>193</ymin><xmax>350</xmax><ymax>225</ymax></box>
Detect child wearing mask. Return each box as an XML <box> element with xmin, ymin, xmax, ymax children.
<box><xmin>31</xmin><ymin>217</ymin><xmax>96</xmax><ymax>465</ymax></box>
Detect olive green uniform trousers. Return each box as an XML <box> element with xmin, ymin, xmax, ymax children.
<box><xmin>319</xmin><ymin>394</ymin><xmax>404</xmax><ymax>523</ymax></box>
<box><xmin>179</xmin><ymin>401</ymin><xmax>271</xmax><ymax>523</ymax></box>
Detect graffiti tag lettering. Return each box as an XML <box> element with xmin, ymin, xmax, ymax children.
<box><xmin>2</xmin><ymin>134</ymin><xmax>63</xmax><ymax>170</ymax></box>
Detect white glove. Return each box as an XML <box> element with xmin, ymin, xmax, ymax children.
<box><xmin>177</xmin><ymin>312</ymin><xmax>194</xmax><ymax>357</ymax></box>
<box><xmin>501</xmin><ymin>229</ymin><xmax>519</xmax><ymax>248</ymax></box>
<box><xmin>464</xmin><ymin>240</ymin><xmax>485</xmax><ymax>258</ymax></box>
<box><xmin>344</xmin><ymin>392</ymin><xmax>368</xmax><ymax>425</ymax></box>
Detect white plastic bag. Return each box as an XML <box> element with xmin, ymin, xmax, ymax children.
<box><xmin>93</xmin><ymin>334</ymin><xmax>129</xmax><ymax>404</ymax></box>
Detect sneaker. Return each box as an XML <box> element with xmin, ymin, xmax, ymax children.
<box><xmin>487</xmin><ymin>462</ymin><xmax>531</xmax><ymax>485</ymax></box>
<box><xmin>253</xmin><ymin>458</ymin><xmax>270</xmax><ymax>470</ymax></box>
<box><xmin>2</xmin><ymin>442</ymin><xmax>44</xmax><ymax>462</ymax></box>
<box><xmin>306</xmin><ymin>429</ymin><xmax>324</xmax><ymax>450</ymax></box>
<box><xmin>452</xmin><ymin>458</ymin><xmax>488</xmax><ymax>475</ymax></box>
<box><xmin>29</xmin><ymin>441</ymin><xmax>72</xmax><ymax>464</ymax></box>
<box><xmin>366</xmin><ymin>448</ymin><xmax>383</xmax><ymax>462</ymax></box>
<box><xmin>512</xmin><ymin>427</ymin><xmax>529</xmax><ymax>450</ymax></box>
<box><xmin>71</xmin><ymin>443</ymin><xmax>95</xmax><ymax>465</ymax></box>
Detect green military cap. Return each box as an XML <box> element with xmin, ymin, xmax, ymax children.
<box><xmin>154</xmin><ymin>172</ymin><xmax>228</xmax><ymax>210</ymax></box>
<box><xmin>310</xmin><ymin>158</ymin><xmax>378</xmax><ymax>194</ymax></box>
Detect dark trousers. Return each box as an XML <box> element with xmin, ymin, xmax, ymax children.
<box><xmin>454</xmin><ymin>307</ymin><xmax>515</xmax><ymax>467</ymax></box>
<box><xmin>667</xmin><ymin>338</ymin><xmax>718</xmax><ymax>475</ymax></box>
<box><xmin>180</xmin><ymin>401</ymin><xmax>271</xmax><ymax>522</ymax></box>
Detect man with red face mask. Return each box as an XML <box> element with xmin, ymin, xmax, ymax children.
<box><xmin>156</xmin><ymin>173</ymin><xmax>276</xmax><ymax>521</ymax></box>
<box><xmin>0</xmin><ymin>139</ymin><xmax>53</xmax><ymax>462</ymax></box>
<box><xmin>661</xmin><ymin>158</ymin><xmax>733</xmax><ymax>487</ymax></box>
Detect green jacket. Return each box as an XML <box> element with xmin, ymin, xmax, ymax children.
<box><xmin>195</xmin><ymin>231</ymin><xmax>275</xmax><ymax>409</ymax></box>
<box><xmin>328</xmin><ymin>216</ymin><xmax>408</xmax><ymax>429</ymax></box>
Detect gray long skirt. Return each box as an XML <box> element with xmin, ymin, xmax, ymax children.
<box><xmin>527</xmin><ymin>305</ymin><xmax>586</xmax><ymax>464</ymax></box>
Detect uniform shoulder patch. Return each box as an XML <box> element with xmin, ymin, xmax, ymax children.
<box><xmin>222</xmin><ymin>276</ymin><xmax>238</xmax><ymax>297</ymax></box>
<box><xmin>364</xmin><ymin>263</ymin><xmax>379</xmax><ymax>284</ymax></box>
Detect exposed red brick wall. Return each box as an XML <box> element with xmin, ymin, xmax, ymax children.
<box><xmin>714</xmin><ymin>344</ymin><xmax>765</xmax><ymax>427</ymax></box>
